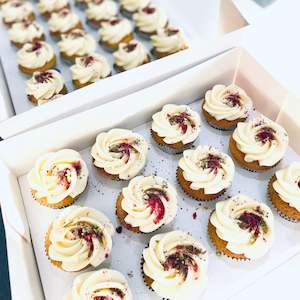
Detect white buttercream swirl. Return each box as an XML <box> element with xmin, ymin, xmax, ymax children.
<box><xmin>232</xmin><ymin>117</ymin><xmax>289</xmax><ymax>166</ymax></box>
<box><xmin>38</xmin><ymin>94</ymin><xmax>63</xmax><ymax>105</ymax></box>
<box><xmin>273</xmin><ymin>162</ymin><xmax>300</xmax><ymax>212</ymax></box>
<box><xmin>48</xmin><ymin>8</ymin><xmax>80</xmax><ymax>33</ymax></box>
<box><xmin>91</xmin><ymin>128</ymin><xmax>148</xmax><ymax>180</ymax></box>
<box><xmin>9</xmin><ymin>21</ymin><xmax>44</xmax><ymax>44</ymax></box>
<box><xmin>152</xmin><ymin>104</ymin><xmax>201</xmax><ymax>145</ymax></box>
<box><xmin>113</xmin><ymin>40</ymin><xmax>149</xmax><ymax>70</ymax></box>
<box><xmin>1</xmin><ymin>0</ymin><xmax>34</xmax><ymax>23</ymax></box>
<box><xmin>71</xmin><ymin>53</ymin><xmax>111</xmax><ymax>84</ymax></box>
<box><xmin>17</xmin><ymin>41</ymin><xmax>54</xmax><ymax>69</ymax></box>
<box><xmin>86</xmin><ymin>0</ymin><xmax>118</xmax><ymax>22</ymax></box>
<box><xmin>47</xmin><ymin>206</ymin><xmax>114</xmax><ymax>272</ymax></box>
<box><xmin>210</xmin><ymin>194</ymin><xmax>274</xmax><ymax>259</ymax></box>
<box><xmin>120</xmin><ymin>0</ymin><xmax>150</xmax><ymax>12</ymax></box>
<box><xmin>178</xmin><ymin>145</ymin><xmax>235</xmax><ymax>194</ymax></box>
<box><xmin>64</xmin><ymin>269</ymin><xmax>133</xmax><ymax>300</ymax></box>
<box><xmin>203</xmin><ymin>84</ymin><xmax>253</xmax><ymax>121</ymax></box>
<box><xmin>133</xmin><ymin>5</ymin><xmax>168</xmax><ymax>33</ymax></box>
<box><xmin>27</xmin><ymin>149</ymin><xmax>88</xmax><ymax>204</ymax></box>
<box><xmin>58</xmin><ymin>29</ymin><xmax>96</xmax><ymax>57</ymax></box>
<box><xmin>143</xmin><ymin>230</ymin><xmax>208</xmax><ymax>300</ymax></box>
<box><xmin>38</xmin><ymin>0</ymin><xmax>69</xmax><ymax>14</ymax></box>
<box><xmin>121</xmin><ymin>175</ymin><xmax>177</xmax><ymax>232</ymax></box>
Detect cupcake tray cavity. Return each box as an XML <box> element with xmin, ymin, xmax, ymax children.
<box><xmin>17</xmin><ymin>98</ymin><xmax>300</xmax><ymax>300</ymax></box>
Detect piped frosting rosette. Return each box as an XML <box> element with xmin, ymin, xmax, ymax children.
<box><xmin>27</xmin><ymin>149</ymin><xmax>88</xmax><ymax>207</ymax></box>
<box><xmin>91</xmin><ymin>128</ymin><xmax>148</xmax><ymax>180</ymax></box>
<box><xmin>143</xmin><ymin>230</ymin><xmax>208</xmax><ymax>300</ymax></box>
<box><xmin>86</xmin><ymin>0</ymin><xmax>118</xmax><ymax>22</ymax></box>
<box><xmin>120</xmin><ymin>175</ymin><xmax>177</xmax><ymax>232</ymax></box>
<box><xmin>210</xmin><ymin>194</ymin><xmax>274</xmax><ymax>259</ymax></box>
<box><xmin>120</xmin><ymin>0</ymin><xmax>150</xmax><ymax>13</ymax></box>
<box><xmin>64</xmin><ymin>269</ymin><xmax>133</xmax><ymax>300</ymax></box>
<box><xmin>46</xmin><ymin>206</ymin><xmax>114</xmax><ymax>272</ymax></box>
<box><xmin>2</xmin><ymin>0</ymin><xmax>34</xmax><ymax>23</ymax></box>
<box><xmin>38</xmin><ymin>0</ymin><xmax>69</xmax><ymax>15</ymax></box>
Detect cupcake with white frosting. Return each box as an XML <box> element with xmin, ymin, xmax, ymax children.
<box><xmin>177</xmin><ymin>145</ymin><xmax>235</xmax><ymax>201</ymax></box>
<box><xmin>99</xmin><ymin>17</ymin><xmax>133</xmax><ymax>50</ymax></box>
<box><xmin>38</xmin><ymin>0</ymin><xmax>70</xmax><ymax>18</ymax></box>
<box><xmin>71</xmin><ymin>53</ymin><xmax>111</xmax><ymax>88</ymax></box>
<box><xmin>9</xmin><ymin>20</ymin><xmax>44</xmax><ymax>48</ymax></box>
<box><xmin>209</xmin><ymin>194</ymin><xmax>274</xmax><ymax>260</ymax></box>
<box><xmin>116</xmin><ymin>175</ymin><xmax>177</xmax><ymax>233</ymax></box>
<box><xmin>26</xmin><ymin>69</ymin><xmax>67</xmax><ymax>104</ymax></box>
<box><xmin>203</xmin><ymin>84</ymin><xmax>253</xmax><ymax>130</ymax></box>
<box><xmin>58</xmin><ymin>29</ymin><xmax>96</xmax><ymax>63</ymax></box>
<box><xmin>91</xmin><ymin>128</ymin><xmax>148</xmax><ymax>180</ymax></box>
<box><xmin>48</xmin><ymin>8</ymin><xmax>82</xmax><ymax>37</ymax></box>
<box><xmin>133</xmin><ymin>5</ymin><xmax>168</xmax><ymax>37</ymax></box>
<box><xmin>17</xmin><ymin>41</ymin><xmax>56</xmax><ymax>75</ymax></box>
<box><xmin>142</xmin><ymin>230</ymin><xmax>208</xmax><ymax>300</ymax></box>
<box><xmin>64</xmin><ymin>269</ymin><xmax>133</xmax><ymax>299</ymax></box>
<box><xmin>1</xmin><ymin>0</ymin><xmax>35</xmax><ymax>26</ymax></box>
<box><xmin>269</xmin><ymin>162</ymin><xmax>300</xmax><ymax>221</ymax></box>
<box><xmin>28</xmin><ymin>149</ymin><xmax>88</xmax><ymax>208</ymax></box>
<box><xmin>45</xmin><ymin>205</ymin><xmax>114</xmax><ymax>271</ymax></box>
<box><xmin>86</xmin><ymin>0</ymin><xmax>118</xmax><ymax>28</ymax></box>
<box><xmin>151</xmin><ymin>104</ymin><xmax>201</xmax><ymax>154</ymax></box>
<box><xmin>230</xmin><ymin>117</ymin><xmax>289</xmax><ymax>171</ymax></box>
<box><xmin>120</xmin><ymin>0</ymin><xmax>150</xmax><ymax>16</ymax></box>
<box><xmin>113</xmin><ymin>40</ymin><xmax>150</xmax><ymax>72</ymax></box>
<box><xmin>151</xmin><ymin>27</ymin><xmax>188</xmax><ymax>58</ymax></box>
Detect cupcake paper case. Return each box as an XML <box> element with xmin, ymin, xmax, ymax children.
<box><xmin>45</xmin><ymin>205</ymin><xmax>114</xmax><ymax>272</ymax></box>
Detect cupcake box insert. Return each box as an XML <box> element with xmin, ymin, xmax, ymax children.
<box><xmin>0</xmin><ymin>48</ymin><xmax>300</xmax><ymax>300</ymax></box>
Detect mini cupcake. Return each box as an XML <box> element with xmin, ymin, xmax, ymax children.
<box><xmin>151</xmin><ymin>104</ymin><xmax>201</xmax><ymax>154</ymax></box>
<box><xmin>26</xmin><ymin>69</ymin><xmax>67</xmax><ymax>104</ymax></box>
<box><xmin>209</xmin><ymin>194</ymin><xmax>274</xmax><ymax>260</ymax></box>
<box><xmin>48</xmin><ymin>8</ymin><xmax>82</xmax><ymax>38</ymax></box>
<box><xmin>113</xmin><ymin>40</ymin><xmax>150</xmax><ymax>72</ymax></box>
<box><xmin>116</xmin><ymin>175</ymin><xmax>177</xmax><ymax>233</ymax></box>
<box><xmin>230</xmin><ymin>117</ymin><xmax>289</xmax><ymax>171</ymax></box>
<box><xmin>85</xmin><ymin>0</ymin><xmax>118</xmax><ymax>28</ymax></box>
<box><xmin>142</xmin><ymin>230</ymin><xmax>208</xmax><ymax>299</ymax></box>
<box><xmin>9</xmin><ymin>20</ymin><xmax>44</xmax><ymax>48</ymax></box>
<box><xmin>133</xmin><ymin>5</ymin><xmax>168</xmax><ymax>38</ymax></box>
<box><xmin>17</xmin><ymin>41</ymin><xmax>56</xmax><ymax>75</ymax></box>
<box><xmin>269</xmin><ymin>162</ymin><xmax>300</xmax><ymax>221</ymax></box>
<box><xmin>91</xmin><ymin>128</ymin><xmax>148</xmax><ymax>180</ymax></box>
<box><xmin>38</xmin><ymin>0</ymin><xmax>70</xmax><ymax>18</ymax></box>
<box><xmin>202</xmin><ymin>84</ymin><xmax>253</xmax><ymax>130</ymax></box>
<box><xmin>71</xmin><ymin>53</ymin><xmax>111</xmax><ymax>88</ymax></box>
<box><xmin>64</xmin><ymin>269</ymin><xmax>133</xmax><ymax>299</ymax></box>
<box><xmin>177</xmin><ymin>145</ymin><xmax>235</xmax><ymax>201</ymax></box>
<box><xmin>1</xmin><ymin>0</ymin><xmax>35</xmax><ymax>27</ymax></box>
<box><xmin>27</xmin><ymin>149</ymin><xmax>88</xmax><ymax>208</ymax></box>
<box><xmin>58</xmin><ymin>29</ymin><xmax>96</xmax><ymax>63</ymax></box>
<box><xmin>120</xmin><ymin>0</ymin><xmax>150</xmax><ymax>16</ymax></box>
<box><xmin>99</xmin><ymin>17</ymin><xmax>133</xmax><ymax>51</ymax></box>
<box><xmin>45</xmin><ymin>205</ymin><xmax>114</xmax><ymax>271</ymax></box>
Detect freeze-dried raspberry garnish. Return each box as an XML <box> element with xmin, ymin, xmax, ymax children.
<box><xmin>238</xmin><ymin>211</ymin><xmax>265</xmax><ymax>237</ymax></box>
<box><xmin>166</xmin><ymin>28</ymin><xmax>179</xmax><ymax>36</ymax></box>
<box><xmin>124</xmin><ymin>43</ymin><xmax>137</xmax><ymax>52</ymax></box>
<box><xmin>142</xmin><ymin>6</ymin><xmax>155</xmax><ymax>14</ymax></box>
<box><xmin>255</xmin><ymin>127</ymin><xmax>276</xmax><ymax>144</ymax></box>
<box><xmin>110</xmin><ymin>18</ymin><xmax>121</xmax><ymax>26</ymax></box>
<box><xmin>225</xmin><ymin>93</ymin><xmax>241</xmax><ymax>107</ymax></box>
<box><xmin>83</xmin><ymin>55</ymin><xmax>95</xmax><ymax>67</ymax></box>
<box><xmin>28</xmin><ymin>42</ymin><xmax>42</xmax><ymax>52</ymax></box>
<box><xmin>168</xmin><ymin>111</ymin><xmax>194</xmax><ymax>134</ymax></box>
<box><xmin>198</xmin><ymin>154</ymin><xmax>223</xmax><ymax>175</ymax></box>
<box><xmin>109</xmin><ymin>142</ymin><xmax>136</xmax><ymax>163</ymax></box>
<box><xmin>35</xmin><ymin>71</ymin><xmax>53</xmax><ymax>83</ymax></box>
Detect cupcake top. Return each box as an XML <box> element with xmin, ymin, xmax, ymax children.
<box><xmin>26</xmin><ymin>69</ymin><xmax>65</xmax><ymax>101</ymax></box>
<box><xmin>151</xmin><ymin>27</ymin><xmax>187</xmax><ymax>54</ymax></box>
<box><xmin>2</xmin><ymin>0</ymin><xmax>34</xmax><ymax>23</ymax></box>
<box><xmin>203</xmin><ymin>84</ymin><xmax>253</xmax><ymax>121</ymax></box>
<box><xmin>232</xmin><ymin>117</ymin><xmax>289</xmax><ymax>167</ymax></box>
<box><xmin>99</xmin><ymin>17</ymin><xmax>132</xmax><ymax>44</ymax></box>
<box><xmin>152</xmin><ymin>104</ymin><xmax>201</xmax><ymax>145</ymax></box>
<box><xmin>91</xmin><ymin>128</ymin><xmax>148</xmax><ymax>180</ymax></box>
<box><xmin>121</xmin><ymin>175</ymin><xmax>177</xmax><ymax>232</ymax></box>
<box><xmin>71</xmin><ymin>53</ymin><xmax>111</xmax><ymax>84</ymax></box>
<box><xmin>9</xmin><ymin>20</ymin><xmax>44</xmax><ymax>44</ymax></box>
<box><xmin>120</xmin><ymin>0</ymin><xmax>150</xmax><ymax>13</ymax></box>
<box><xmin>48</xmin><ymin>8</ymin><xmax>80</xmax><ymax>34</ymax></box>
<box><xmin>38</xmin><ymin>0</ymin><xmax>69</xmax><ymax>14</ymax></box>
<box><xmin>113</xmin><ymin>40</ymin><xmax>149</xmax><ymax>71</ymax></box>
<box><xmin>47</xmin><ymin>205</ymin><xmax>114</xmax><ymax>272</ymax></box>
<box><xmin>133</xmin><ymin>5</ymin><xmax>168</xmax><ymax>34</ymax></box>
<box><xmin>17</xmin><ymin>41</ymin><xmax>54</xmax><ymax>69</ymax></box>
<box><xmin>86</xmin><ymin>0</ymin><xmax>118</xmax><ymax>22</ymax></box>
<box><xmin>210</xmin><ymin>194</ymin><xmax>274</xmax><ymax>259</ymax></box>
<box><xmin>64</xmin><ymin>269</ymin><xmax>133</xmax><ymax>300</ymax></box>
<box><xmin>58</xmin><ymin>29</ymin><xmax>96</xmax><ymax>57</ymax></box>
<box><xmin>273</xmin><ymin>162</ymin><xmax>300</xmax><ymax>212</ymax></box>
<box><xmin>27</xmin><ymin>149</ymin><xmax>88</xmax><ymax>204</ymax></box>
<box><xmin>143</xmin><ymin>230</ymin><xmax>208</xmax><ymax>300</ymax></box>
